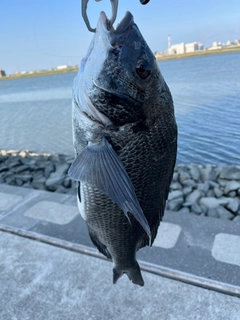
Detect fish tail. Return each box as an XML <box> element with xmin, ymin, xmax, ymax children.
<box><xmin>113</xmin><ymin>262</ymin><xmax>144</xmax><ymax>286</ymax></box>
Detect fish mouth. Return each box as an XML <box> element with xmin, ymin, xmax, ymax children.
<box><xmin>98</xmin><ymin>11</ymin><xmax>134</xmax><ymax>35</ymax></box>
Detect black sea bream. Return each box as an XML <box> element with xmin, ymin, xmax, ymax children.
<box><xmin>69</xmin><ymin>11</ymin><xmax>177</xmax><ymax>286</ymax></box>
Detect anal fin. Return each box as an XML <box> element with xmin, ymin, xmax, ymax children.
<box><xmin>88</xmin><ymin>228</ymin><xmax>112</xmax><ymax>260</ymax></box>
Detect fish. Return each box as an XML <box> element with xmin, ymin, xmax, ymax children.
<box><xmin>69</xmin><ymin>11</ymin><xmax>177</xmax><ymax>286</ymax></box>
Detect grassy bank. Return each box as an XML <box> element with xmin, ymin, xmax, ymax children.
<box><xmin>0</xmin><ymin>67</ymin><xmax>78</xmax><ymax>81</ymax></box>
<box><xmin>156</xmin><ymin>46</ymin><xmax>240</xmax><ymax>61</ymax></box>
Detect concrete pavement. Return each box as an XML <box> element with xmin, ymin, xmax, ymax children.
<box><xmin>1</xmin><ymin>231</ymin><xmax>240</xmax><ymax>320</ymax></box>
<box><xmin>0</xmin><ymin>184</ymin><xmax>240</xmax><ymax>319</ymax></box>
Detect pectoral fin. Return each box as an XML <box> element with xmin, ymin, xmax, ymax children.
<box><xmin>68</xmin><ymin>138</ymin><xmax>151</xmax><ymax>238</ymax></box>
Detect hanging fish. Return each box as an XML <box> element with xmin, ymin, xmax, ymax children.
<box><xmin>69</xmin><ymin>11</ymin><xmax>177</xmax><ymax>286</ymax></box>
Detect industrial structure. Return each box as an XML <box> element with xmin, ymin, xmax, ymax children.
<box><xmin>0</xmin><ymin>70</ymin><xmax>6</xmax><ymax>77</ymax></box>
<box><xmin>156</xmin><ymin>35</ymin><xmax>204</xmax><ymax>58</ymax></box>
<box><xmin>155</xmin><ymin>35</ymin><xmax>240</xmax><ymax>59</ymax></box>
<box><xmin>168</xmin><ymin>41</ymin><xmax>203</xmax><ymax>55</ymax></box>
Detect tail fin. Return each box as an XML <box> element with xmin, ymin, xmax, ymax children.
<box><xmin>113</xmin><ymin>262</ymin><xmax>144</xmax><ymax>286</ymax></box>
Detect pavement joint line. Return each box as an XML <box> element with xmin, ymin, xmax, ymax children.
<box><xmin>1</xmin><ymin>222</ymin><xmax>240</xmax><ymax>298</ymax></box>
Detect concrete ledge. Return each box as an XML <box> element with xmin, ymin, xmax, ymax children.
<box><xmin>1</xmin><ymin>231</ymin><xmax>240</xmax><ymax>320</ymax></box>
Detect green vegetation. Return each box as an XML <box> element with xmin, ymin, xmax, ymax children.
<box><xmin>0</xmin><ymin>67</ymin><xmax>78</xmax><ymax>81</ymax></box>
<box><xmin>156</xmin><ymin>46</ymin><xmax>240</xmax><ymax>61</ymax></box>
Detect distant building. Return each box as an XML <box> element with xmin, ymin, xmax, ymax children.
<box><xmin>57</xmin><ymin>65</ymin><xmax>69</xmax><ymax>70</ymax></box>
<box><xmin>0</xmin><ymin>70</ymin><xmax>6</xmax><ymax>77</ymax></box>
<box><xmin>168</xmin><ymin>42</ymin><xmax>201</xmax><ymax>55</ymax></box>
<box><xmin>185</xmin><ymin>42</ymin><xmax>199</xmax><ymax>53</ymax></box>
<box><xmin>208</xmin><ymin>41</ymin><xmax>222</xmax><ymax>50</ymax></box>
<box><xmin>226</xmin><ymin>40</ymin><xmax>233</xmax><ymax>46</ymax></box>
<box><xmin>168</xmin><ymin>42</ymin><xmax>185</xmax><ymax>55</ymax></box>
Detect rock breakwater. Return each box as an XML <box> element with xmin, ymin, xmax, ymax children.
<box><xmin>0</xmin><ymin>150</ymin><xmax>240</xmax><ymax>222</ymax></box>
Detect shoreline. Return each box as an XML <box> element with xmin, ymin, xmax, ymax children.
<box><xmin>0</xmin><ymin>67</ymin><xmax>78</xmax><ymax>81</ymax></box>
<box><xmin>156</xmin><ymin>46</ymin><xmax>240</xmax><ymax>61</ymax></box>
<box><xmin>1</xmin><ymin>47</ymin><xmax>240</xmax><ymax>81</ymax></box>
<box><xmin>0</xmin><ymin>149</ymin><xmax>239</xmax><ymax>222</ymax></box>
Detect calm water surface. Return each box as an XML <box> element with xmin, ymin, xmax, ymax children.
<box><xmin>0</xmin><ymin>52</ymin><xmax>240</xmax><ymax>165</ymax></box>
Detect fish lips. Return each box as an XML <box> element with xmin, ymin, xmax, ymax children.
<box><xmin>97</xmin><ymin>11</ymin><xmax>135</xmax><ymax>47</ymax></box>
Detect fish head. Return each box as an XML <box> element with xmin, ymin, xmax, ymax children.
<box><xmin>74</xmin><ymin>11</ymin><xmax>168</xmax><ymax>127</ymax></box>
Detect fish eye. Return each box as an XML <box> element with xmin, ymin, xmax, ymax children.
<box><xmin>136</xmin><ymin>60</ymin><xmax>151</xmax><ymax>79</ymax></box>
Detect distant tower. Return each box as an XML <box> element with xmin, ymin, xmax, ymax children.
<box><xmin>168</xmin><ymin>35</ymin><xmax>171</xmax><ymax>49</ymax></box>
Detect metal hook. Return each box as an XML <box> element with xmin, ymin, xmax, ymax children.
<box><xmin>82</xmin><ymin>0</ymin><xmax>119</xmax><ymax>33</ymax></box>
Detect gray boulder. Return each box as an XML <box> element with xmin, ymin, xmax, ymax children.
<box><xmin>216</xmin><ymin>206</ymin><xmax>234</xmax><ymax>220</ymax></box>
<box><xmin>14</xmin><ymin>165</ymin><xmax>29</xmax><ymax>174</ymax></box>
<box><xmin>167</xmin><ymin>198</ymin><xmax>183</xmax><ymax>211</ymax></box>
<box><xmin>186</xmin><ymin>189</ymin><xmax>202</xmax><ymax>204</ymax></box>
<box><xmin>56</xmin><ymin>185</ymin><xmax>67</xmax><ymax>194</ymax></box>
<box><xmin>190</xmin><ymin>165</ymin><xmax>200</xmax><ymax>181</ymax></box>
<box><xmin>199</xmin><ymin>197</ymin><xmax>230</xmax><ymax>208</ymax></box>
<box><xmin>14</xmin><ymin>173</ymin><xmax>32</xmax><ymax>182</ymax></box>
<box><xmin>182</xmin><ymin>179</ymin><xmax>197</xmax><ymax>188</ymax></box>
<box><xmin>0</xmin><ymin>166</ymin><xmax>9</xmax><ymax>173</ymax></box>
<box><xmin>170</xmin><ymin>182</ymin><xmax>182</xmax><ymax>190</ymax></box>
<box><xmin>197</xmin><ymin>182</ymin><xmax>209</xmax><ymax>194</ymax></box>
<box><xmin>200</xmin><ymin>165</ymin><xmax>212</xmax><ymax>182</ymax></box>
<box><xmin>15</xmin><ymin>178</ymin><xmax>23</xmax><ymax>186</ymax></box>
<box><xmin>228</xmin><ymin>191</ymin><xmax>236</xmax><ymax>198</ymax></box>
<box><xmin>182</xmin><ymin>202</ymin><xmax>192</xmax><ymax>207</ymax></box>
<box><xmin>233</xmin><ymin>216</ymin><xmax>240</xmax><ymax>222</ymax></box>
<box><xmin>55</xmin><ymin>163</ymin><xmax>70</xmax><ymax>174</ymax></box>
<box><xmin>226</xmin><ymin>198</ymin><xmax>239</xmax><ymax>213</ymax></box>
<box><xmin>177</xmin><ymin>207</ymin><xmax>190</xmax><ymax>214</ymax></box>
<box><xmin>172</xmin><ymin>172</ymin><xmax>178</xmax><ymax>182</ymax></box>
<box><xmin>63</xmin><ymin>177</ymin><xmax>72</xmax><ymax>188</ymax></box>
<box><xmin>224</xmin><ymin>181</ymin><xmax>240</xmax><ymax>194</ymax></box>
<box><xmin>210</xmin><ymin>166</ymin><xmax>221</xmax><ymax>181</ymax></box>
<box><xmin>46</xmin><ymin>172</ymin><xmax>65</xmax><ymax>190</ymax></box>
<box><xmin>207</xmin><ymin>208</ymin><xmax>219</xmax><ymax>218</ymax></box>
<box><xmin>208</xmin><ymin>180</ymin><xmax>219</xmax><ymax>188</ymax></box>
<box><xmin>213</xmin><ymin>187</ymin><xmax>223</xmax><ymax>198</ymax></box>
<box><xmin>218</xmin><ymin>179</ymin><xmax>228</xmax><ymax>187</ymax></box>
<box><xmin>4</xmin><ymin>173</ymin><xmax>15</xmax><ymax>184</ymax></box>
<box><xmin>220</xmin><ymin>166</ymin><xmax>240</xmax><ymax>180</ymax></box>
<box><xmin>200</xmin><ymin>205</ymin><xmax>208</xmax><ymax>215</ymax></box>
<box><xmin>183</xmin><ymin>186</ymin><xmax>192</xmax><ymax>196</ymax></box>
<box><xmin>22</xmin><ymin>182</ymin><xmax>34</xmax><ymax>189</ymax></box>
<box><xmin>179</xmin><ymin>171</ymin><xmax>191</xmax><ymax>184</ymax></box>
<box><xmin>168</xmin><ymin>190</ymin><xmax>183</xmax><ymax>201</ymax></box>
<box><xmin>31</xmin><ymin>176</ymin><xmax>47</xmax><ymax>190</ymax></box>
<box><xmin>191</xmin><ymin>203</ymin><xmax>202</xmax><ymax>215</ymax></box>
<box><xmin>44</xmin><ymin>163</ymin><xmax>55</xmax><ymax>177</ymax></box>
<box><xmin>207</xmin><ymin>189</ymin><xmax>215</xmax><ymax>197</ymax></box>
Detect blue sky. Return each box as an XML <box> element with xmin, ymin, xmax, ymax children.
<box><xmin>1</xmin><ymin>0</ymin><xmax>239</xmax><ymax>74</ymax></box>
